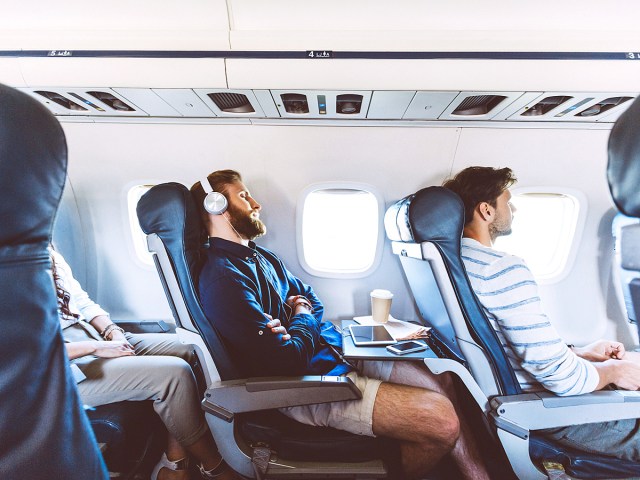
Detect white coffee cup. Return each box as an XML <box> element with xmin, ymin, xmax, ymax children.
<box><xmin>370</xmin><ymin>289</ymin><xmax>393</xmax><ymax>323</ymax></box>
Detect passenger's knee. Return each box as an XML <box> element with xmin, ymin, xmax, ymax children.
<box><xmin>418</xmin><ymin>393</ymin><xmax>460</xmax><ymax>447</ymax></box>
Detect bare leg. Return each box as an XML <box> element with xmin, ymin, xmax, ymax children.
<box><xmin>371</xmin><ymin>381</ymin><xmax>460</xmax><ymax>479</ymax></box>
<box><xmin>158</xmin><ymin>435</ymin><xmax>189</xmax><ymax>480</ymax></box>
<box><xmin>388</xmin><ymin>362</ymin><xmax>490</xmax><ymax>480</ymax></box>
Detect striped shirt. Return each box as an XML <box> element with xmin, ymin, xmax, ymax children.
<box><xmin>461</xmin><ymin>238</ymin><xmax>599</xmax><ymax>396</ymax></box>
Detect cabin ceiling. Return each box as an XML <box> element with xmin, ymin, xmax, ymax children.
<box><xmin>1</xmin><ymin>0</ymin><xmax>639</xmax><ymax>124</ymax></box>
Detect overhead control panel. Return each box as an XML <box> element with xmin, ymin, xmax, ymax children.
<box><xmin>19</xmin><ymin>87</ymin><xmax>637</xmax><ymax>124</ymax></box>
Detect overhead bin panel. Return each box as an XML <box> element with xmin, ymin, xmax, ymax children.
<box><xmin>1</xmin><ymin>0</ymin><xmax>230</xmax><ymax>50</ymax></box>
<box><xmin>403</xmin><ymin>92</ymin><xmax>459</xmax><ymax>120</ymax></box>
<box><xmin>153</xmin><ymin>89</ymin><xmax>216</xmax><ymax>117</ymax></box>
<box><xmin>270</xmin><ymin>90</ymin><xmax>372</xmax><ymax>119</ymax></box>
<box><xmin>21</xmin><ymin>87</ymin><xmax>147</xmax><ymax>116</ymax></box>
<box><xmin>507</xmin><ymin>92</ymin><xmax>637</xmax><ymax>122</ymax></box>
<box><xmin>194</xmin><ymin>89</ymin><xmax>266</xmax><ymax>117</ymax></box>
<box><xmin>113</xmin><ymin>89</ymin><xmax>180</xmax><ymax>117</ymax></box>
<box><xmin>227</xmin><ymin>0</ymin><xmax>640</xmax><ymax>52</ymax></box>
<box><xmin>367</xmin><ymin>91</ymin><xmax>416</xmax><ymax>119</ymax></box>
<box><xmin>440</xmin><ymin>92</ymin><xmax>525</xmax><ymax>120</ymax></box>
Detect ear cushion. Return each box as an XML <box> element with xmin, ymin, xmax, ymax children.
<box><xmin>203</xmin><ymin>191</ymin><xmax>228</xmax><ymax>215</ymax></box>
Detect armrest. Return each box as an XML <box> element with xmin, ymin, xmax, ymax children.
<box><xmin>492</xmin><ymin>390</ymin><xmax>640</xmax><ymax>434</ymax></box>
<box><xmin>114</xmin><ymin>319</ymin><xmax>174</xmax><ymax>334</ymax></box>
<box><xmin>202</xmin><ymin>375</ymin><xmax>360</xmax><ymax>422</ymax></box>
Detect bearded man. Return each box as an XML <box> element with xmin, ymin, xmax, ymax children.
<box><xmin>189</xmin><ymin>169</ymin><xmax>490</xmax><ymax>480</ymax></box>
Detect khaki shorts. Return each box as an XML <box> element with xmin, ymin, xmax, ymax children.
<box><xmin>279</xmin><ymin>361</ymin><xmax>395</xmax><ymax>437</ymax></box>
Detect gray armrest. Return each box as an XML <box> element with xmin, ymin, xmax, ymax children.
<box><xmin>202</xmin><ymin>375</ymin><xmax>361</xmax><ymax>421</ymax></box>
<box><xmin>492</xmin><ymin>390</ymin><xmax>640</xmax><ymax>433</ymax></box>
<box><xmin>115</xmin><ymin>319</ymin><xmax>173</xmax><ymax>334</ymax></box>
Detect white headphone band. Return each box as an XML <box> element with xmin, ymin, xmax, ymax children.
<box><xmin>200</xmin><ymin>177</ymin><xmax>213</xmax><ymax>194</ymax></box>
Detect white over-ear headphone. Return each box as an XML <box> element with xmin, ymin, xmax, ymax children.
<box><xmin>200</xmin><ymin>177</ymin><xmax>228</xmax><ymax>215</ymax></box>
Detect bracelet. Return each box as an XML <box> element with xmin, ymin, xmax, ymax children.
<box><xmin>100</xmin><ymin>324</ymin><xmax>125</xmax><ymax>340</ymax></box>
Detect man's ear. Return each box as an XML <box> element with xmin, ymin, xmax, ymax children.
<box><xmin>477</xmin><ymin>202</ymin><xmax>494</xmax><ymax>222</ymax></box>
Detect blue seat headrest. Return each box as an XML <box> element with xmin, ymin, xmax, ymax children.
<box><xmin>0</xmin><ymin>85</ymin><xmax>67</xmax><ymax>249</ymax></box>
<box><xmin>384</xmin><ymin>186</ymin><xmax>465</xmax><ymax>248</ymax></box>
<box><xmin>0</xmin><ymin>83</ymin><xmax>107</xmax><ymax>478</ymax></box>
<box><xmin>137</xmin><ymin>182</ymin><xmax>240</xmax><ymax>380</ymax></box>
<box><xmin>608</xmin><ymin>96</ymin><xmax>640</xmax><ymax>218</ymax></box>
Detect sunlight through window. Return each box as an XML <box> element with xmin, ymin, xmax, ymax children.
<box><xmin>301</xmin><ymin>187</ymin><xmax>380</xmax><ymax>276</ymax></box>
<box><xmin>494</xmin><ymin>192</ymin><xmax>581</xmax><ymax>282</ymax></box>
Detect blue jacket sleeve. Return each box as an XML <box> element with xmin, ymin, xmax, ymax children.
<box><xmin>200</xmin><ymin>273</ymin><xmax>322</xmax><ymax>376</ymax></box>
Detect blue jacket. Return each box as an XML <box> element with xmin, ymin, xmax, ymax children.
<box><xmin>199</xmin><ymin>237</ymin><xmax>352</xmax><ymax>378</ymax></box>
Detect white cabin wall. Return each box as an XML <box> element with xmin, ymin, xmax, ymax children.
<box><xmin>60</xmin><ymin>121</ymin><xmax>634</xmax><ymax>348</ymax></box>
<box><xmin>60</xmin><ymin>122</ymin><xmax>460</xmax><ymax>322</ymax></box>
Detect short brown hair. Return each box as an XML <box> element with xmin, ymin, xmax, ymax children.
<box><xmin>443</xmin><ymin>166</ymin><xmax>516</xmax><ymax>224</ymax></box>
<box><xmin>190</xmin><ymin>169</ymin><xmax>242</xmax><ymax>216</ymax></box>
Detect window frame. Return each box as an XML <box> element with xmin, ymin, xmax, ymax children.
<box><xmin>296</xmin><ymin>182</ymin><xmax>385</xmax><ymax>279</ymax></box>
<box><xmin>495</xmin><ymin>186</ymin><xmax>587</xmax><ymax>284</ymax></box>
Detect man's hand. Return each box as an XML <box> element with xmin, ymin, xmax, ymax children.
<box><xmin>264</xmin><ymin>314</ymin><xmax>291</xmax><ymax>341</ymax></box>
<box><xmin>93</xmin><ymin>340</ymin><xmax>136</xmax><ymax>358</ymax></box>
<box><xmin>573</xmin><ymin>340</ymin><xmax>625</xmax><ymax>362</ymax></box>
<box><xmin>595</xmin><ymin>359</ymin><xmax>640</xmax><ymax>391</ymax></box>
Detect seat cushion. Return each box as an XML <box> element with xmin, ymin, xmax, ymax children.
<box><xmin>239</xmin><ymin>409</ymin><xmax>396</xmax><ymax>463</ymax></box>
<box><xmin>530</xmin><ymin>433</ymin><xmax>640</xmax><ymax>479</ymax></box>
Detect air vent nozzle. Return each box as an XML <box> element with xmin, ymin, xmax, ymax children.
<box><xmin>35</xmin><ymin>91</ymin><xmax>86</xmax><ymax>111</ymax></box>
<box><xmin>336</xmin><ymin>94</ymin><xmax>363</xmax><ymax>114</ymax></box>
<box><xmin>521</xmin><ymin>96</ymin><xmax>573</xmax><ymax>116</ymax></box>
<box><xmin>88</xmin><ymin>91</ymin><xmax>135</xmax><ymax>111</ymax></box>
<box><xmin>452</xmin><ymin>95</ymin><xmax>507</xmax><ymax>116</ymax></box>
<box><xmin>281</xmin><ymin>93</ymin><xmax>309</xmax><ymax>114</ymax></box>
<box><xmin>576</xmin><ymin>96</ymin><xmax>633</xmax><ymax>117</ymax></box>
<box><xmin>208</xmin><ymin>93</ymin><xmax>255</xmax><ymax>113</ymax></box>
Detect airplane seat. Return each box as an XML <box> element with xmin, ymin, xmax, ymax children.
<box><xmin>385</xmin><ymin>185</ymin><xmax>640</xmax><ymax>479</ymax></box>
<box><xmin>137</xmin><ymin>182</ymin><xmax>395</xmax><ymax>479</ymax></box>
<box><xmin>608</xmin><ymin>96</ymin><xmax>640</xmax><ymax>341</ymax></box>
<box><xmin>0</xmin><ymin>83</ymin><xmax>108</xmax><ymax>479</ymax></box>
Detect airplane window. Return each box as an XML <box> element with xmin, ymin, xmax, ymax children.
<box><xmin>127</xmin><ymin>185</ymin><xmax>155</xmax><ymax>266</ymax></box>
<box><xmin>298</xmin><ymin>185</ymin><xmax>382</xmax><ymax>277</ymax></box>
<box><xmin>494</xmin><ymin>190</ymin><xmax>584</xmax><ymax>283</ymax></box>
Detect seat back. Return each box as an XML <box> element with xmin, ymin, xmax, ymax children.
<box><xmin>0</xmin><ymin>84</ymin><xmax>108</xmax><ymax>479</ymax></box>
<box><xmin>136</xmin><ymin>182</ymin><xmax>241</xmax><ymax>383</ymax></box>
<box><xmin>384</xmin><ymin>186</ymin><xmax>521</xmax><ymax>400</ymax></box>
<box><xmin>608</xmin><ymin>96</ymin><xmax>640</xmax><ymax>340</ymax></box>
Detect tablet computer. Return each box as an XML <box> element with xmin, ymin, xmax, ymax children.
<box><xmin>349</xmin><ymin>324</ymin><xmax>396</xmax><ymax>346</ymax></box>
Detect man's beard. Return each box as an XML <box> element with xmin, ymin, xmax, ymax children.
<box><xmin>227</xmin><ymin>203</ymin><xmax>267</xmax><ymax>241</ymax></box>
<box><xmin>489</xmin><ymin>215</ymin><xmax>512</xmax><ymax>242</ymax></box>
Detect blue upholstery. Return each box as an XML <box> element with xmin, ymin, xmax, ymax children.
<box><xmin>385</xmin><ymin>185</ymin><xmax>640</xmax><ymax>478</ymax></box>
<box><xmin>384</xmin><ymin>186</ymin><xmax>521</xmax><ymax>396</ymax></box>
<box><xmin>0</xmin><ymin>84</ymin><xmax>108</xmax><ymax>479</ymax></box>
<box><xmin>608</xmin><ymin>96</ymin><xmax>640</xmax><ymax>217</ymax></box>
<box><xmin>136</xmin><ymin>182</ymin><xmax>240</xmax><ymax>380</ymax></box>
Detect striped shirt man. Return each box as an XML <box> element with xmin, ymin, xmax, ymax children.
<box><xmin>461</xmin><ymin>237</ymin><xmax>599</xmax><ymax>396</ymax></box>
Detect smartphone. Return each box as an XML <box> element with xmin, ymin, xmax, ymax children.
<box><xmin>386</xmin><ymin>340</ymin><xmax>428</xmax><ymax>355</ymax></box>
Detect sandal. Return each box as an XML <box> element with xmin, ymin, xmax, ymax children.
<box><xmin>151</xmin><ymin>452</ymin><xmax>190</xmax><ymax>480</ymax></box>
<box><xmin>198</xmin><ymin>459</ymin><xmax>231</xmax><ymax>479</ymax></box>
